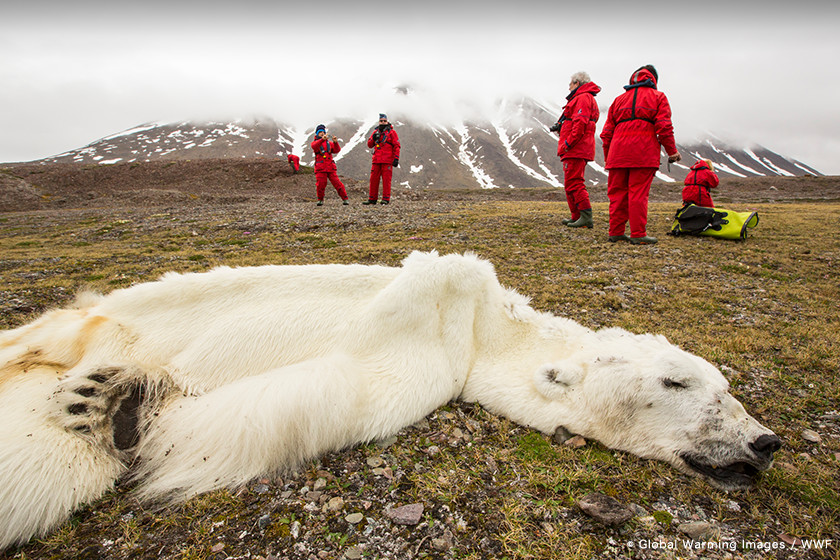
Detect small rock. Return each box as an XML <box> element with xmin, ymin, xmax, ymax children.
<box><xmin>313</xmin><ymin>477</ymin><xmax>327</xmax><ymax>491</ymax></box>
<box><xmin>290</xmin><ymin>520</ymin><xmax>301</xmax><ymax>538</ymax></box>
<box><xmin>552</xmin><ymin>425</ymin><xmax>574</xmax><ymax>444</ymax></box>
<box><xmin>376</xmin><ymin>435</ymin><xmax>398</xmax><ymax>448</ymax></box>
<box><xmin>678</xmin><ymin>521</ymin><xmax>715</xmax><ymax>540</ymax></box>
<box><xmin>725</xmin><ymin>500</ymin><xmax>741</xmax><ymax>512</ymax></box>
<box><xmin>366</xmin><ymin>456</ymin><xmax>384</xmax><ymax>468</ymax></box>
<box><xmin>386</xmin><ymin>503</ymin><xmax>424</xmax><ymax>525</ymax></box>
<box><xmin>257</xmin><ymin>514</ymin><xmax>271</xmax><ymax>531</ymax></box>
<box><xmin>426</xmin><ymin>445</ymin><xmax>441</xmax><ymax>456</ymax></box>
<box><xmin>802</xmin><ymin>429</ymin><xmax>822</xmax><ymax>443</ymax></box>
<box><xmin>344</xmin><ymin>547</ymin><xmax>363</xmax><ymax>559</ymax></box>
<box><xmin>345</xmin><ymin>512</ymin><xmax>365</xmax><ymax>524</ymax></box>
<box><xmin>327</xmin><ymin>497</ymin><xmax>345</xmax><ymax>512</ymax></box>
<box><xmin>253</xmin><ymin>483</ymin><xmax>270</xmax><ymax>494</ymax></box>
<box><xmin>210</xmin><ymin>543</ymin><xmax>225</xmax><ymax>553</ymax></box>
<box><xmin>577</xmin><ymin>493</ymin><xmax>633</xmax><ymax>526</ymax></box>
<box><xmin>565</xmin><ymin>435</ymin><xmax>587</xmax><ymax>448</ymax></box>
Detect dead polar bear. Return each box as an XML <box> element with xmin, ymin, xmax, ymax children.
<box><xmin>0</xmin><ymin>250</ymin><xmax>780</xmax><ymax>549</ymax></box>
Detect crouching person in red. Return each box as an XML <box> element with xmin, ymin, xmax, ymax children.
<box><xmin>682</xmin><ymin>159</ymin><xmax>719</xmax><ymax>207</ymax></box>
<box><xmin>287</xmin><ymin>153</ymin><xmax>300</xmax><ymax>173</ymax></box>
<box><xmin>551</xmin><ymin>71</ymin><xmax>601</xmax><ymax>228</ymax></box>
<box><xmin>311</xmin><ymin>124</ymin><xmax>349</xmax><ymax>206</ymax></box>
<box><xmin>364</xmin><ymin>114</ymin><xmax>401</xmax><ymax>205</ymax></box>
<box><xmin>600</xmin><ymin>65</ymin><xmax>681</xmax><ymax>245</ymax></box>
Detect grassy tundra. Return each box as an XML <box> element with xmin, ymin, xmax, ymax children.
<box><xmin>0</xmin><ymin>190</ymin><xmax>838</xmax><ymax>560</ymax></box>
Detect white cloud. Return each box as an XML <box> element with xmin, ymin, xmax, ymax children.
<box><xmin>1</xmin><ymin>0</ymin><xmax>839</xmax><ymax>173</ymax></box>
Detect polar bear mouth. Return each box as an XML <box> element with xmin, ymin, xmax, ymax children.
<box><xmin>680</xmin><ymin>453</ymin><xmax>763</xmax><ymax>488</ymax></box>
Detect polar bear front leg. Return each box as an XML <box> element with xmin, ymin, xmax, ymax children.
<box><xmin>0</xmin><ymin>366</ymin><xmax>131</xmax><ymax>549</ymax></box>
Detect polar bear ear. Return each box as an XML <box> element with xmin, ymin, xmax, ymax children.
<box><xmin>534</xmin><ymin>361</ymin><xmax>584</xmax><ymax>400</ymax></box>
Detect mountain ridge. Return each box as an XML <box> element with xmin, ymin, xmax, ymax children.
<box><xmin>31</xmin><ymin>98</ymin><xmax>823</xmax><ymax>191</ymax></box>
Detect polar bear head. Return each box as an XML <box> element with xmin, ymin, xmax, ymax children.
<box><xmin>533</xmin><ymin>328</ymin><xmax>781</xmax><ymax>491</ymax></box>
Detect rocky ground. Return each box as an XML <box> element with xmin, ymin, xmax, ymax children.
<box><xmin>2</xmin><ymin>158</ymin><xmax>838</xmax><ymax>214</ymax></box>
<box><xmin>0</xmin><ymin>160</ymin><xmax>838</xmax><ymax>560</ymax></box>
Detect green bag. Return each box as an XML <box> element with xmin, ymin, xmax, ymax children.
<box><xmin>669</xmin><ymin>203</ymin><xmax>759</xmax><ymax>241</ymax></box>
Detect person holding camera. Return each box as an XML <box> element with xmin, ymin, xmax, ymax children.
<box><xmin>682</xmin><ymin>159</ymin><xmax>719</xmax><ymax>207</ymax></box>
<box><xmin>600</xmin><ymin>65</ymin><xmax>681</xmax><ymax>245</ymax></box>
<box><xmin>364</xmin><ymin>114</ymin><xmax>401</xmax><ymax>205</ymax></box>
<box><xmin>310</xmin><ymin>124</ymin><xmax>349</xmax><ymax>206</ymax></box>
<box><xmin>550</xmin><ymin>71</ymin><xmax>601</xmax><ymax>229</ymax></box>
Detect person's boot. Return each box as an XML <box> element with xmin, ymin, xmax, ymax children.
<box><xmin>561</xmin><ymin>217</ymin><xmax>575</xmax><ymax>225</ymax></box>
<box><xmin>608</xmin><ymin>234</ymin><xmax>630</xmax><ymax>242</ymax></box>
<box><xmin>566</xmin><ymin>209</ymin><xmax>593</xmax><ymax>228</ymax></box>
<box><xmin>629</xmin><ymin>235</ymin><xmax>658</xmax><ymax>245</ymax></box>
<box><xmin>362</xmin><ymin>199</ymin><xmax>377</xmax><ymax>205</ymax></box>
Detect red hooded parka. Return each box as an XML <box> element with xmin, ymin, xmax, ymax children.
<box><xmin>600</xmin><ymin>68</ymin><xmax>678</xmax><ymax>169</ymax></box>
<box><xmin>557</xmin><ymin>81</ymin><xmax>601</xmax><ymax>161</ymax></box>
<box><xmin>682</xmin><ymin>161</ymin><xmax>720</xmax><ymax>207</ymax></box>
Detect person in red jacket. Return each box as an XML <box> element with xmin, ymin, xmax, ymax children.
<box><xmin>364</xmin><ymin>114</ymin><xmax>401</xmax><ymax>205</ymax></box>
<box><xmin>551</xmin><ymin>71</ymin><xmax>601</xmax><ymax>228</ymax></box>
<box><xmin>682</xmin><ymin>159</ymin><xmax>719</xmax><ymax>207</ymax></box>
<box><xmin>310</xmin><ymin>124</ymin><xmax>349</xmax><ymax>206</ymax></box>
<box><xmin>287</xmin><ymin>153</ymin><xmax>300</xmax><ymax>173</ymax></box>
<box><xmin>600</xmin><ymin>65</ymin><xmax>681</xmax><ymax>245</ymax></box>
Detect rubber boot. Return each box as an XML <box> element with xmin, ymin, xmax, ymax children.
<box><xmin>567</xmin><ymin>209</ymin><xmax>593</xmax><ymax>228</ymax></box>
<box><xmin>629</xmin><ymin>236</ymin><xmax>658</xmax><ymax>245</ymax></box>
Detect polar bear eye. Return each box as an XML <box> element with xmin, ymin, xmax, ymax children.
<box><xmin>662</xmin><ymin>378</ymin><xmax>688</xmax><ymax>390</ymax></box>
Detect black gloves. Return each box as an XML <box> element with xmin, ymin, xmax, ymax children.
<box><xmin>393</xmin><ymin>158</ymin><xmax>399</xmax><ymax>167</ymax></box>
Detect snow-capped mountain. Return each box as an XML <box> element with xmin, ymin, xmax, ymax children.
<box><xmin>39</xmin><ymin>97</ymin><xmax>821</xmax><ymax>190</ymax></box>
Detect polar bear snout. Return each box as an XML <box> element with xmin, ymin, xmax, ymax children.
<box><xmin>749</xmin><ymin>433</ymin><xmax>782</xmax><ymax>463</ymax></box>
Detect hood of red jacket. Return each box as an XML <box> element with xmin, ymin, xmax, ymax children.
<box><xmin>627</xmin><ymin>68</ymin><xmax>657</xmax><ymax>88</ymax></box>
<box><xmin>567</xmin><ymin>81</ymin><xmax>601</xmax><ymax>100</ymax></box>
<box><xmin>690</xmin><ymin>161</ymin><xmax>710</xmax><ymax>171</ymax></box>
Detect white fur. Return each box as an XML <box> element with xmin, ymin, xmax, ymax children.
<box><xmin>0</xmin><ymin>251</ymin><xmax>778</xmax><ymax>549</ymax></box>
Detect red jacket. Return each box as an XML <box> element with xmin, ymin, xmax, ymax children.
<box><xmin>367</xmin><ymin>125</ymin><xmax>401</xmax><ymax>164</ymax></box>
<box><xmin>600</xmin><ymin>68</ymin><xmax>678</xmax><ymax>169</ymax></box>
<box><xmin>557</xmin><ymin>81</ymin><xmax>601</xmax><ymax>161</ymax></box>
<box><xmin>682</xmin><ymin>161</ymin><xmax>719</xmax><ymax>206</ymax></box>
<box><xmin>310</xmin><ymin>137</ymin><xmax>341</xmax><ymax>173</ymax></box>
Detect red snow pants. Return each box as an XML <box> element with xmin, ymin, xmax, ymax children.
<box><xmin>368</xmin><ymin>163</ymin><xmax>393</xmax><ymax>202</ymax></box>
<box><xmin>316</xmin><ymin>171</ymin><xmax>348</xmax><ymax>201</ymax></box>
<box><xmin>562</xmin><ymin>158</ymin><xmax>591</xmax><ymax>220</ymax></box>
<box><xmin>607</xmin><ymin>167</ymin><xmax>657</xmax><ymax>238</ymax></box>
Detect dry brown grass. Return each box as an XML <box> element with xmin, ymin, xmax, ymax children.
<box><xmin>0</xmin><ymin>197</ymin><xmax>838</xmax><ymax>559</ymax></box>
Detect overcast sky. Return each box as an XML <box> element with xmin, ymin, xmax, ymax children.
<box><xmin>2</xmin><ymin>0</ymin><xmax>839</xmax><ymax>173</ymax></box>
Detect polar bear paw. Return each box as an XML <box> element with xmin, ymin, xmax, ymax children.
<box><xmin>51</xmin><ymin>366</ymin><xmax>144</xmax><ymax>451</ymax></box>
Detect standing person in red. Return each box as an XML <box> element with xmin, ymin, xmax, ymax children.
<box><xmin>364</xmin><ymin>114</ymin><xmax>401</xmax><ymax>205</ymax></box>
<box><xmin>682</xmin><ymin>159</ymin><xmax>719</xmax><ymax>207</ymax></box>
<box><xmin>550</xmin><ymin>71</ymin><xmax>601</xmax><ymax>228</ymax></box>
<box><xmin>310</xmin><ymin>124</ymin><xmax>349</xmax><ymax>207</ymax></box>
<box><xmin>600</xmin><ymin>65</ymin><xmax>681</xmax><ymax>245</ymax></box>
